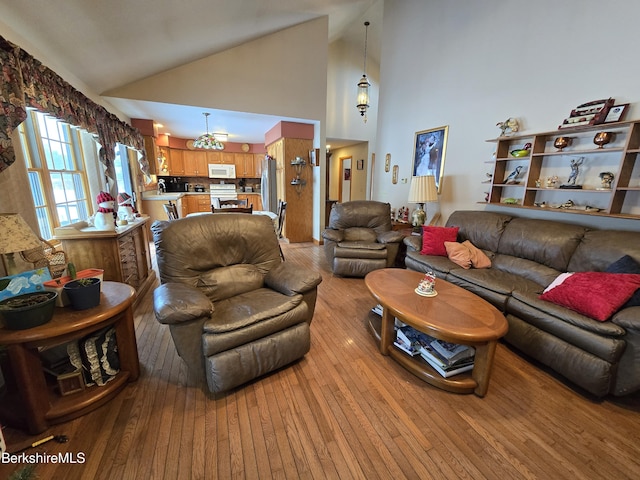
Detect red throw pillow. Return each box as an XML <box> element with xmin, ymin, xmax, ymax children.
<box><xmin>539</xmin><ymin>272</ymin><xmax>640</xmax><ymax>321</ymax></box>
<box><xmin>421</xmin><ymin>226</ymin><xmax>459</xmax><ymax>256</ymax></box>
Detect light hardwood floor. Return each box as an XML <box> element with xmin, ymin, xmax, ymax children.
<box><xmin>2</xmin><ymin>242</ymin><xmax>640</xmax><ymax>479</ymax></box>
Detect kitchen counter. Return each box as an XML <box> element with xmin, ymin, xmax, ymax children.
<box><xmin>142</xmin><ymin>192</ymin><xmax>186</xmax><ymax>201</ymax></box>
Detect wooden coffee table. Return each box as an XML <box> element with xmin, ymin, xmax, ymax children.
<box><xmin>365</xmin><ymin>269</ymin><xmax>508</xmax><ymax>396</ymax></box>
<box><xmin>0</xmin><ymin>282</ymin><xmax>139</xmax><ymax>433</ymax></box>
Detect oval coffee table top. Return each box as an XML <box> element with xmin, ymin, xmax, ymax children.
<box><xmin>365</xmin><ymin>269</ymin><xmax>508</xmax><ymax>344</ymax></box>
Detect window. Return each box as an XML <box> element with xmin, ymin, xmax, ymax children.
<box><xmin>18</xmin><ymin>110</ymin><xmax>92</xmax><ymax>239</ymax></box>
<box><xmin>113</xmin><ymin>143</ymin><xmax>133</xmax><ymax>196</ymax></box>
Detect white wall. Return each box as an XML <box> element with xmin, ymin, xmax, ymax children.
<box><xmin>329</xmin><ymin>143</ymin><xmax>369</xmax><ymax>201</ymax></box>
<box><xmin>375</xmin><ymin>0</ymin><xmax>640</xmax><ymax>231</ymax></box>
<box><xmin>327</xmin><ymin>39</ymin><xmax>379</xmax><ymax>144</ymax></box>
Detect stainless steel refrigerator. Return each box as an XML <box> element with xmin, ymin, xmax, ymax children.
<box><xmin>261</xmin><ymin>155</ymin><xmax>277</xmax><ymax>213</ymax></box>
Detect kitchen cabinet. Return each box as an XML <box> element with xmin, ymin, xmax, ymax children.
<box><xmin>184</xmin><ymin>194</ymin><xmax>212</xmax><ymax>215</ymax></box>
<box><xmin>266</xmin><ymin>137</ymin><xmax>313</xmax><ymax>242</ymax></box>
<box><xmin>167</xmin><ymin>149</ymin><xmax>185</xmax><ymax>176</ymax></box>
<box><xmin>143</xmin><ymin>136</ymin><xmax>159</xmax><ymax>175</ymax></box>
<box><xmin>206</xmin><ymin>151</ymin><xmax>221</xmax><ymax>165</ymax></box>
<box><xmin>239</xmin><ymin>193</ymin><xmax>262</xmax><ymax>211</ymax></box>
<box><xmin>485</xmin><ymin>120</ymin><xmax>640</xmax><ymax>219</ymax></box>
<box><xmin>55</xmin><ymin>219</ymin><xmax>155</xmax><ymax>307</ymax></box>
<box><xmin>254</xmin><ymin>153</ymin><xmax>264</xmax><ymax>178</ymax></box>
<box><xmin>235</xmin><ymin>153</ymin><xmax>256</xmax><ymax>178</ymax></box>
<box><xmin>183</xmin><ymin>150</ymin><xmax>209</xmax><ymax>177</ymax></box>
<box><xmin>221</xmin><ymin>152</ymin><xmax>236</xmax><ymax>165</ymax></box>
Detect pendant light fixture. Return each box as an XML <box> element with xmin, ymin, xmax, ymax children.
<box><xmin>193</xmin><ymin>112</ymin><xmax>225</xmax><ymax>150</ymax></box>
<box><xmin>356</xmin><ymin>21</ymin><xmax>371</xmax><ymax>123</ymax></box>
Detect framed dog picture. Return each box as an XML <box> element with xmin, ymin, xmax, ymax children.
<box><xmin>412</xmin><ymin>125</ymin><xmax>449</xmax><ymax>193</ymax></box>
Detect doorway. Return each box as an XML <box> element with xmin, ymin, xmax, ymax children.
<box><xmin>339</xmin><ymin>156</ymin><xmax>352</xmax><ymax>202</ymax></box>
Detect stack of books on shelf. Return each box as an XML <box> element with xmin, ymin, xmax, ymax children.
<box><xmin>395</xmin><ymin>325</ymin><xmax>475</xmax><ymax>378</ymax></box>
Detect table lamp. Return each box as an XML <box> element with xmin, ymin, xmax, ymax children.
<box><xmin>408</xmin><ymin>175</ymin><xmax>438</xmax><ymax>229</ymax></box>
<box><xmin>0</xmin><ymin>213</ymin><xmax>42</xmax><ymax>276</ymax></box>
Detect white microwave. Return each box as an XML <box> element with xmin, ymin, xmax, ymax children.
<box><xmin>208</xmin><ymin>164</ymin><xmax>236</xmax><ymax>179</ymax></box>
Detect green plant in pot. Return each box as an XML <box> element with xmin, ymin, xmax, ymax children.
<box><xmin>63</xmin><ymin>263</ymin><xmax>101</xmax><ymax>310</ymax></box>
<box><xmin>0</xmin><ymin>291</ymin><xmax>58</xmax><ymax>330</ymax></box>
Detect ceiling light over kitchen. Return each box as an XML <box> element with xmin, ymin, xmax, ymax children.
<box><xmin>193</xmin><ymin>112</ymin><xmax>225</xmax><ymax>150</ymax></box>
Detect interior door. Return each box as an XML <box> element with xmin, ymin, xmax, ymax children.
<box><xmin>340</xmin><ymin>157</ymin><xmax>352</xmax><ymax>202</ymax></box>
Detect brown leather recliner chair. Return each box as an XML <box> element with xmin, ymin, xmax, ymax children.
<box><xmin>322</xmin><ymin>201</ymin><xmax>404</xmax><ymax>277</ymax></box>
<box><xmin>151</xmin><ymin>214</ymin><xmax>322</xmax><ymax>393</ymax></box>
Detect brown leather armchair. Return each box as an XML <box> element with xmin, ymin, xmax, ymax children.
<box><xmin>322</xmin><ymin>201</ymin><xmax>404</xmax><ymax>277</ymax></box>
<box><xmin>151</xmin><ymin>214</ymin><xmax>322</xmax><ymax>393</ymax></box>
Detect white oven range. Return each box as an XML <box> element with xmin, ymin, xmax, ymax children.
<box><xmin>210</xmin><ymin>183</ymin><xmax>238</xmax><ymax>207</ymax></box>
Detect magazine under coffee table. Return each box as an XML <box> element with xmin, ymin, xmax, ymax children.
<box><xmin>365</xmin><ymin>269</ymin><xmax>508</xmax><ymax>396</ymax></box>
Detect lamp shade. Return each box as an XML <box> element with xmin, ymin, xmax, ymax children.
<box><xmin>0</xmin><ymin>213</ymin><xmax>41</xmax><ymax>254</ymax></box>
<box><xmin>408</xmin><ymin>175</ymin><xmax>438</xmax><ymax>204</ymax></box>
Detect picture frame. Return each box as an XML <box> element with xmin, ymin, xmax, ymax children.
<box><xmin>604</xmin><ymin>104</ymin><xmax>629</xmax><ymax>123</ymax></box>
<box><xmin>0</xmin><ymin>268</ymin><xmax>52</xmax><ymax>302</ymax></box>
<box><xmin>412</xmin><ymin>125</ymin><xmax>449</xmax><ymax>193</ymax></box>
<box><xmin>357</xmin><ymin>158</ymin><xmax>364</xmax><ymax>170</ymax></box>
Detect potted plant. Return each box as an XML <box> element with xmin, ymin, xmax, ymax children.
<box><xmin>63</xmin><ymin>276</ymin><xmax>101</xmax><ymax>310</ymax></box>
<box><xmin>0</xmin><ymin>290</ymin><xmax>58</xmax><ymax>330</ymax></box>
<box><xmin>43</xmin><ymin>263</ymin><xmax>103</xmax><ymax>307</ymax></box>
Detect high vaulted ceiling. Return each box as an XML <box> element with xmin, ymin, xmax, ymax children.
<box><xmin>0</xmin><ymin>0</ymin><xmax>383</xmax><ymax>144</ymax></box>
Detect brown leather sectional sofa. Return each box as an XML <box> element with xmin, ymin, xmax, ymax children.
<box><xmin>404</xmin><ymin>210</ymin><xmax>640</xmax><ymax>397</ymax></box>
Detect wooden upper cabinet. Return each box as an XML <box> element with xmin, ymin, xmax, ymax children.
<box><xmin>254</xmin><ymin>153</ymin><xmax>264</xmax><ymax>178</ymax></box>
<box><xmin>183</xmin><ymin>150</ymin><xmax>208</xmax><ymax>177</ymax></box>
<box><xmin>221</xmin><ymin>152</ymin><xmax>236</xmax><ymax>165</ymax></box>
<box><xmin>206</xmin><ymin>151</ymin><xmax>221</xmax><ymax>164</ymax></box>
<box><xmin>167</xmin><ymin>149</ymin><xmax>185</xmax><ymax>176</ymax></box>
<box><xmin>235</xmin><ymin>153</ymin><xmax>256</xmax><ymax>178</ymax></box>
<box><xmin>143</xmin><ymin>136</ymin><xmax>158</xmax><ymax>175</ymax></box>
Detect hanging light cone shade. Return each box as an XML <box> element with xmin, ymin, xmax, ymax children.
<box><xmin>193</xmin><ymin>112</ymin><xmax>224</xmax><ymax>150</ymax></box>
<box><xmin>356</xmin><ymin>21</ymin><xmax>371</xmax><ymax>123</ymax></box>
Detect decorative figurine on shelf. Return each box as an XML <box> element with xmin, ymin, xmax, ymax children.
<box><xmin>402</xmin><ymin>206</ymin><xmax>409</xmax><ymax>223</ymax></box>
<box><xmin>484</xmin><ymin>191</ymin><xmax>490</xmax><ymax>202</ymax></box>
<box><xmin>504</xmin><ymin>165</ymin><xmax>524</xmax><ymax>184</ymax></box>
<box><xmin>553</xmin><ymin>136</ymin><xmax>572</xmax><ymax>151</ymax></box>
<box><xmin>482</xmin><ymin>172</ymin><xmax>493</xmax><ymax>184</ymax></box>
<box><xmin>510</xmin><ymin>142</ymin><xmax>531</xmax><ymax>157</ymax></box>
<box><xmin>496</xmin><ymin>117</ymin><xmax>520</xmax><ymax>136</ymax></box>
<box><xmin>415</xmin><ymin>271</ymin><xmax>437</xmax><ymax>297</ymax></box>
<box><xmin>117</xmin><ymin>192</ymin><xmax>138</xmax><ymax>223</ymax></box>
<box><xmin>558</xmin><ymin>199</ymin><xmax>575</xmax><ymax>209</ymax></box>
<box><xmin>560</xmin><ymin>157</ymin><xmax>584</xmax><ymax>189</ymax></box>
<box><xmin>535</xmin><ymin>178</ymin><xmax>542</xmax><ymax>188</ymax></box>
<box><xmin>94</xmin><ymin>191</ymin><xmax>116</xmax><ymax>231</ymax></box>
<box><xmin>546</xmin><ymin>176</ymin><xmax>559</xmax><ymax>188</ymax></box>
<box><xmin>599</xmin><ymin>171</ymin><xmax>614</xmax><ymax>190</ymax></box>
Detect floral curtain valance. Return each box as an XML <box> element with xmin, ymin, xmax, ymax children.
<box><xmin>0</xmin><ymin>35</ymin><xmax>148</xmax><ymax>175</ymax></box>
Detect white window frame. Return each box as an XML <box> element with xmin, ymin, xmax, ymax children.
<box><xmin>17</xmin><ymin>110</ymin><xmax>93</xmax><ymax>240</ymax></box>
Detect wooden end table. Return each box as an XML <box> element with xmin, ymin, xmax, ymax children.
<box><xmin>0</xmin><ymin>281</ymin><xmax>139</xmax><ymax>434</ymax></box>
<box><xmin>365</xmin><ymin>269</ymin><xmax>508</xmax><ymax>397</ymax></box>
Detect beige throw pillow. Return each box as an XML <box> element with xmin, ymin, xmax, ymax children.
<box><xmin>444</xmin><ymin>240</ymin><xmax>491</xmax><ymax>269</ymax></box>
